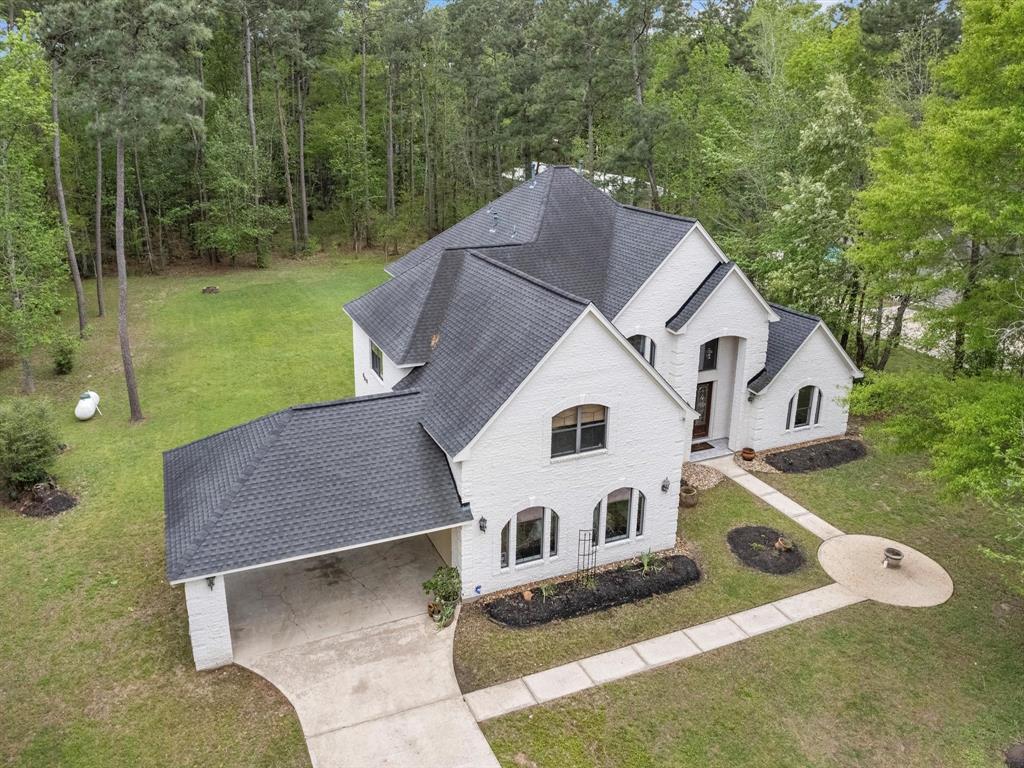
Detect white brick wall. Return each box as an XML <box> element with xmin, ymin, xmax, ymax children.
<box><xmin>748</xmin><ymin>326</ymin><xmax>855</xmax><ymax>451</ymax></box>
<box><xmin>184</xmin><ymin>576</ymin><xmax>233</xmax><ymax>670</ymax></box>
<box><xmin>351</xmin><ymin>320</ymin><xmax>411</xmax><ymax>396</ymax></box>
<box><xmin>456</xmin><ymin>311</ymin><xmax>690</xmax><ymax>598</ymax></box>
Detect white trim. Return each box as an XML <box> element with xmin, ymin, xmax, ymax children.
<box><xmin>613</xmin><ymin>222</ymin><xmax>728</xmax><ymax>324</ymax></box>
<box><xmin>169</xmin><ymin>521</ymin><xmax>469</xmax><ymax>585</ymax></box>
<box><xmin>749</xmin><ymin>323</ymin><xmax>862</xmax><ymax>395</ymax></box>
<box><xmin>453</xmin><ymin>305</ymin><xmax>696</xmax><ymax>462</ymax></box>
<box><xmin>668</xmin><ymin>265</ymin><xmax>780</xmax><ymax>336</ymax></box>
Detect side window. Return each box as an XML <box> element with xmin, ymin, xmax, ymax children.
<box><xmin>500</xmin><ymin>507</ymin><xmax>560</xmax><ymax>569</ymax></box>
<box><xmin>787</xmin><ymin>385</ymin><xmax>822</xmax><ymax>429</ymax></box>
<box><xmin>627</xmin><ymin>334</ymin><xmax>656</xmax><ymax>366</ymax></box>
<box><xmin>370</xmin><ymin>341</ymin><xmax>384</xmax><ymax>379</ymax></box>
<box><xmin>551</xmin><ymin>404</ymin><xmax>607</xmax><ymax>458</ymax></box>
<box><xmin>698</xmin><ymin>338</ymin><xmax>719</xmax><ymax>372</ymax></box>
<box><xmin>591</xmin><ymin>488</ymin><xmax>646</xmax><ymax>547</ymax></box>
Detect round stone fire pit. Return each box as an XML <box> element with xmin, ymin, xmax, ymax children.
<box><xmin>818</xmin><ymin>534</ymin><xmax>953</xmax><ymax>607</ymax></box>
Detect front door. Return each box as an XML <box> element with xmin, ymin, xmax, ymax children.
<box><xmin>693</xmin><ymin>381</ymin><xmax>713</xmax><ymax>439</ymax></box>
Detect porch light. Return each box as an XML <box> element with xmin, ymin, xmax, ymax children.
<box><xmin>479</xmin><ymin>517</ymin><xmax>487</xmax><ymax>532</ymax></box>
<box><xmin>661</xmin><ymin>478</ymin><xmax>670</xmax><ymax>493</ymax></box>
<box><xmin>206</xmin><ymin>576</ymin><xmax>216</xmax><ymax>590</ymax></box>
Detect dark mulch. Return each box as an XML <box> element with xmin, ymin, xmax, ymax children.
<box><xmin>727</xmin><ymin>526</ymin><xmax>804</xmax><ymax>575</ymax></box>
<box><xmin>765</xmin><ymin>438</ymin><xmax>866</xmax><ymax>473</ymax></box>
<box><xmin>15</xmin><ymin>481</ymin><xmax>77</xmax><ymax>518</ymax></box>
<box><xmin>484</xmin><ymin>554</ymin><xmax>701</xmax><ymax>628</ymax></box>
<box><xmin>1006</xmin><ymin>743</ymin><xmax>1024</xmax><ymax>768</ymax></box>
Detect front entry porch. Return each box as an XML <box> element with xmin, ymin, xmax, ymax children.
<box><xmin>690</xmin><ymin>437</ymin><xmax>732</xmax><ymax>462</ymax></box>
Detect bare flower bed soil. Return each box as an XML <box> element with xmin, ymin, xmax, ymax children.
<box><xmin>11</xmin><ymin>481</ymin><xmax>77</xmax><ymax>518</ymax></box>
<box><xmin>765</xmin><ymin>438</ymin><xmax>866</xmax><ymax>473</ymax></box>
<box><xmin>484</xmin><ymin>554</ymin><xmax>701</xmax><ymax>628</ymax></box>
<box><xmin>727</xmin><ymin>526</ymin><xmax>805</xmax><ymax>575</ymax></box>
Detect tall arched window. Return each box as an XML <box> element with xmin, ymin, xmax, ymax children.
<box><xmin>500</xmin><ymin>507</ymin><xmax>560</xmax><ymax>568</ymax></box>
<box><xmin>628</xmin><ymin>334</ymin><xmax>657</xmax><ymax>366</ymax></box>
<box><xmin>591</xmin><ymin>488</ymin><xmax>646</xmax><ymax>547</ymax></box>
<box><xmin>551</xmin><ymin>404</ymin><xmax>607</xmax><ymax>457</ymax></box>
<box><xmin>787</xmin><ymin>385</ymin><xmax>822</xmax><ymax>430</ymax></box>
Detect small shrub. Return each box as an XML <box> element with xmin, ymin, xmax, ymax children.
<box><xmin>638</xmin><ymin>549</ymin><xmax>665</xmax><ymax>577</ymax></box>
<box><xmin>580</xmin><ymin>574</ymin><xmax>598</xmax><ymax>591</ymax></box>
<box><xmin>50</xmin><ymin>334</ymin><xmax>79</xmax><ymax>375</ymax></box>
<box><xmin>0</xmin><ymin>399</ymin><xmax>61</xmax><ymax>493</ymax></box>
<box><xmin>539</xmin><ymin>583</ymin><xmax>556</xmax><ymax>602</ymax></box>
<box><xmin>422</xmin><ymin>565</ymin><xmax>461</xmax><ymax>626</ymax></box>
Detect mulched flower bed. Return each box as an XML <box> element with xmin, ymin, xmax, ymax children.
<box><xmin>727</xmin><ymin>526</ymin><xmax>804</xmax><ymax>575</ymax></box>
<box><xmin>1006</xmin><ymin>743</ymin><xmax>1024</xmax><ymax>768</ymax></box>
<box><xmin>765</xmin><ymin>438</ymin><xmax>866</xmax><ymax>473</ymax></box>
<box><xmin>484</xmin><ymin>554</ymin><xmax>701</xmax><ymax>628</ymax></box>
<box><xmin>14</xmin><ymin>481</ymin><xmax>77</xmax><ymax>518</ymax></box>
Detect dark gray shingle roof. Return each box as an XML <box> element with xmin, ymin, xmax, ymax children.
<box><xmin>392</xmin><ymin>251</ymin><xmax>589</xmax><ymax>456</ymax></box>
<box><xmin>666</xmin><ymin>262</ymin><xmax>734</xmax><ymax>331</ymax></box>
<box><xmin>164</xmin><ymin>391</ymin><xmax>469</xmax><ymax>582</ymax></box>
<box><xmin>747</xmin><ymin>304</ymin><xmax>822</xmax><ymax>393</ymax></box>
<box><xmin>386</xmin><ymin>167</ymin><xmax>695</xmax><ymax>319</ymax></box>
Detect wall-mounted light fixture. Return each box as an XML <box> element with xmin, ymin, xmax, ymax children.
<box><xmin>478</xmin><ymin>517</ymin><xmax>487</xmax><ymax>532</ymax></box>
<box><xmin>661</xmin><ymin>478</ymin><xmax>671</xmax><ymax>493</ymax></box>
<box><xmin>206</xmin><ymin>576</ymin><xmax>216</xmax><ymax>590</ymax></box>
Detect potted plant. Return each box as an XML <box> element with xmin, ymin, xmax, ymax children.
<box><xmin>679</xmin><ymin>484</ymin><xmax>698</xmax><ymax>508</ymax></box>
<box><xmin>422</xmin><ymin>565</ymin><xmax>462</xmax><ymax>628</ymax></box>
<box><xmin>741</xmin><ymin>447</ymin><xmax>756</xmax><ymax>462</ymax></box>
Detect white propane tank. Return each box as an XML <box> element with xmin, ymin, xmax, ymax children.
<box><xmin>75</xmin><ymin>390</ymin><xmax>101</xmax><ymax>421</ymax></box>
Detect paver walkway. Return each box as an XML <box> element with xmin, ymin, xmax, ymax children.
<box><xmin>464</xmin><ymin>453</ymin><xmax>954</xmax><ymax>722</ymax></box>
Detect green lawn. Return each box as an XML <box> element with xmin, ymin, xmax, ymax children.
<box><xmin>0</xmin><ymin>255</ymin><xmax>389</xmax><ymax>767</ymax></box>
<box><xmin>481</xmin><ymin>433</ymin><xmax>1024</xmax><ymax>767</ymax></box>
<box><xmin>454</xmin><ymin>484</ymin><xmax>830</xmax><ymax>693</ymax></box>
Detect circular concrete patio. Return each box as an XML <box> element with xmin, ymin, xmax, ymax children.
<box><xmin>818</xmin><ymin>534</ymin><xmax>954</xmax><ymax>608</ymax></box>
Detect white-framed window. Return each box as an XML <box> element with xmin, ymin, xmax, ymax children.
<box><xmin>787</xmin><ymin>385</ymin><xmax>822</xmax><ymax>430</ymax></box>
<box><xmin>370</xmin><ymin>341</ymin><xmax>384</xmax><ymax>380</ymax></box>
<box><xmin>627</xmin><ymin>334</ymin><xmax>657</xmax><ymax>366</ymax></box>
<box><xmin>591</xmin><ymin>488</ymin><xmax>646</xmax><ymax>547</ymax></box>
<box><xmin>551</xmin><ymin>404</ymin><xmax>607</xmax><ymax>458</ymax></box>
<box><xmin>500</xmin><ymin>507</ymin><xmax>560</xmax><ymax>568</ymax></box>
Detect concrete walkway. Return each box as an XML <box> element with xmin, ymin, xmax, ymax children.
<box><xmin>464</xmin><ymin>453</ymin><xmax>955</xmax><ymax>723</ymax></box>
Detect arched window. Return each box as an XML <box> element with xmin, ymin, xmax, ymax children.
<box><xmin>500</xmin><ymin>507</ymin><xmax>560</xmax><ymax>568</ymax></box>
<box><xmin>551</xmin><ymin>404</ymin><xmax>607</xmax><ymax>457</ymax></box>
<box><xmin>628</xmin><ymin>334</ymin><xmax>657</xmax><ymax>366</ymax></box>
<box><xmin>591</xmin><ymin>488</ymin><xmax>646</xmax><ymax>546</ymax></box>
<box><xmin>787</xmin><ymin>385</ymin><xmax>822</xmax><ymax>430</ymax></box>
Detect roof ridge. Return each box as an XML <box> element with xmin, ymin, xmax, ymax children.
<box><xmin>162</xmin><ymin>408</ymin><xmax>290</xmax><ymax>457</ymax></box>
<box><xmin>173</xmin><ymin>408</ymin><xmax>297</xmax><ymax>579</ymax></box>
<box><xmin>665</xmin><ymin>261</ymin><xmax>734</xmax><ymax>328</ymax></box>
<box><xmin>462</xmin><ymin>248</ymin><xmax>590</xmax><ymax>306</ymax></box>
<box><xmin>769</xmin><ymin>302</ymin><xmax>822</xmax><ymax>322</ymax></box>
<box><xmin>618</xmin><ymin>203</ymin><xmax>697</xmax><ymax>224</ymax></box>
<box><xmin>291</xmin><ymin>390</ymin><xmax>421</xmax><ymax>411</ymax></box>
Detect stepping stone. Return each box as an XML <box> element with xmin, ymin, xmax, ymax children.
<box><xmin>684</xmin><ymin>617</ymin><xmax>748</xmax><ymax>652</ymax></box>
<box><xmin>579</xmin><ymin>646</ymin><xmax>648</xmax><ymax>684</ymax></box>
<box><xmin>730</xmin><ymin>604</ymin><xmax>791</xmax><ymax>636</ymax></box>
<box><xmin>633</xmin><ymin>630</ymin><xmax>702</xmax><ymax>667</ymax></box>
<box><xmin>464</xmin><ymin>679</ymin><xmax>535</xmax><ymax>722</ymax></box>
<box><xmin>523</xmin><ymin>662</ymin><xmax>593</xmax><ymax>703</ymax></box>
<box><xmin>774</xmin><ymin>583</ymin><xmax>864</xmax><ymax>621</ymax></box>
<box><xmin>790</xmin><ymin>512</ymin><xmax>844</xmax><ymax>540</ymax></box>
<box><xmin>704</xmin><ymin>456</ymin><xmax>746</xmax><ymax>478</ymax></box>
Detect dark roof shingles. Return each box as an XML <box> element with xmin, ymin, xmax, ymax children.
<box><xmin>747</xmin><ymin>304</ymin><xmax>822</xmax><ymax>393</ymax></box>
<box><xmin>666</xmin><ymin>262</ymin><xmax>734</xmax><ymax>331</ymax></box>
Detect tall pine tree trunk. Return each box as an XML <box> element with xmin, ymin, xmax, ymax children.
<box><xmin>385</xmin><ymin>65</ymin><xmax>396</xmax><ymax>217</ymax></box>
<box><xmin>630</xmin><ymin>25</ymin><xmax>660</xmax><ymax>210</ymax></box>
<box><xmin>3</xmin><ymin>146</ymin><xmax>33</xmax><ymax>393</ymax></box>
<box><xmin>94</xmin><ymin>132</ymin><xmax>106</xmax><ymax>317</ymax></box>
<box><xmin>51</xmin><ymin>63</ymin><xmax>87</xmax><ymax>336</ymax></box>
<box><xmin>243</xmin><ymin>10</ymin><xmax>258</xmax><ymax>206</ymax></box>
<box><xmin>115</xmin><ymin>135</ymin><xmax>143</xmax><ymax>422</ymax></box>
<box><xmin>296</xmin><ymin>71</ymin><xmax>309</xmax><ymax>246</ymax></box>
<box><xmin>274</xmin><ymin>73</ymin><xmax>299</xmax><ymax>251</ymax></box>
<box><xmin>133</xmin><ymin>145</ymin><xmax>155</xmax><ymax>272</ymax></box>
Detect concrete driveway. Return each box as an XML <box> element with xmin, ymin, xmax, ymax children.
<box><xmin>227</xmin><ymin>536</ymin><xmax>499</xmax><ymax>768</ymax></box>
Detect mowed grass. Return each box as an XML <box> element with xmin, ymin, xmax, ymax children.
<box><xmin>481</xmin><ymin>432</ymin><xmax>1024</xmax><ymax>767</ymax></box>
<box><xmin>0</xmin><ymin>255</ymin><xmax>389</xmax><ymax>767</ymax></box>
<box><xmin>455</xmin><ymin>484</ymin><xmax>830</xmax><ymax>692</ymax></box>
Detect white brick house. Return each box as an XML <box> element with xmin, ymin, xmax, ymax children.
<box><xmin>164</xmin><ymin>167</ymin><xmax>860</xmax><ymax>669</ymax></box>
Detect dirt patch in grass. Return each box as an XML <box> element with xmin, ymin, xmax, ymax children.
<box><xmin>484</xmin><ymin>554</ymin><xmax>701</xmax><ymax>628</ymax></box>
<box><xmin>765</xmin><ymin>438</ymin><xmax>866</xmax><ymax>473</ymax></box>
<box><xmin>1006</xmin><ymin>743</ymin><xmax>1024</xmax><ymax>768</ymax></box>
<box><xmin>11</xmin><ymin>481</ymin><xmax>77</xmax><ymax>518</ymax></box>
<box><xmin>727</xmin><ymin>526</ymin><xmax>804</xmax><ymax>575</ymax></box>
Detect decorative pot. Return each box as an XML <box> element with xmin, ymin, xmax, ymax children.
<box><xmin>427</xmin><ymin>601</ymin><xmax>440</xmax><ymax>618</ymax></box>
<box><xmin>740</xmin><ymin>447</ymin><xmax>756</xmax><ymax>462</ymax></box>
<box><xmin>882</xmin><ymin>547</ymin><xmax>904</xmax><ymax>568</ymax></box>
<box><xmin>679</xmin><ymin>485</ymin><xmax>698</xmax><ymax>508</ymax></box>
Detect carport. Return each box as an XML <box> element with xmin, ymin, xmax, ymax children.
<box><xmin>163</xmin><ymin>391</ymin><xmax>470</xmax><ymax>670</ymax></box>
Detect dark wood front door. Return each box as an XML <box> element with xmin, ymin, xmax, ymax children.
<box><xmin>694</xmin><ymin>381</ymin><xmax>713</xmax><ymax>439</ymax></box>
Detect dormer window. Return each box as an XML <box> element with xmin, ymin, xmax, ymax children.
<box><xmin>551</xmin><ymin>404</ymin><xmax>607</xmax><ymax>457</ymax></box>
<box><xmin>627</xmin><ymin>334</ymin><xmax>656</xmax><ymax>366</ymax></box>
<box><xmin>370</xmin><ymin>341</ymin><xmax>383</xmax><ymax>379</ymax></box>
